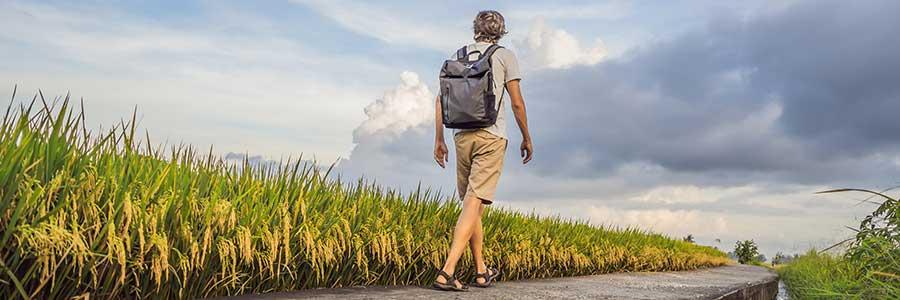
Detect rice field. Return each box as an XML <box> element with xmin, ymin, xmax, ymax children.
<box><xmin>0</xmin><ymin>94</ymin><xmax>729</xmax><ymax>299</ymax></box>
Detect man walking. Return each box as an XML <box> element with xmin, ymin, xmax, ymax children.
<box><xmin>432</xmin><ymin>10</ymin><xmax>533</xmax><ymax>291</ymax></box>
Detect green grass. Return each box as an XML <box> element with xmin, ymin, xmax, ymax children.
<box><xmin>0</xmin><ymin>94</ymin><xmax>728</xmax><ymax>299</ymax></box>
<box><xmin>778</xmin><ymin>249</ymin><xmax>899</xmax><ymax>299</ymax></box>
<box><xmin>779</xmin><ymin>187</ymin><xmax>899</xmax><ymax>299</ymax></box>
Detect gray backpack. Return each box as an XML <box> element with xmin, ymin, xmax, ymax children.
<box><xmin>439</xmin><ymin>44</ymin><xmax>503</xmax><ymax>129</ymax></box>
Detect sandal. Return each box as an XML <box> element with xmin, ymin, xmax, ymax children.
<box><xmin>470</xmin><ymin>267</ymin><xmax>501</xmax><ymax>288</ymax></box>
<box><xmin>432</xmin><ymin>269</ymin><xmax>469</xmax><ymax>292</ymax></box>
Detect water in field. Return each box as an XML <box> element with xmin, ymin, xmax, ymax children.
<box><xmin>776</xmin><ymin>280</ymin><xmax>790</xmax><ymax>300</ymax></box>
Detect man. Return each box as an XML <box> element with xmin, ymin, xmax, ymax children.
<box><xmin>432</xmin><ymin>10</ymin><xmax>533</xmax><ymax>291</ymax></box>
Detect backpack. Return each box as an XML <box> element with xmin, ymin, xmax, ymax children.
<box><xmin>439</xmin><ymin>44</ymin><xmax>503</xmax><ymax>129</ymax></box>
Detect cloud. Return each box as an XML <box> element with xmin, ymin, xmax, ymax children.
<box><xmin>353</xmin><ymin>71</ymin><xmax>434</xmax><ymax>141</ymax></box>
<box><xmin>337</xmin><ymin>70</ymin><xmax>445</xmax><ymax>190</ymax></box>
<box><xmin>505</xmin><ymin>1</ymin><xmax>631</xmax><ymax>21</ymax></box>
<box><xmin>519</xmin><ymin>0</ymin><xmax>900</xmax><ymax>183</ymax></box>
<box><xmin>224</xmin><ymin>152</ymin><xmax>280</xmax><ymax>169</ymax></box>
<box><xmin>586</xmin><ymin>206</ymin><xmax>730</xmax><ymax>237</ymax></box>
<box><xmin>291</xmin><ymin>0</ymin><xmax>465</xmax><ymax>51</ymax></box>
<box><xmin>494</xmin><ymin>188</ymin><xmax>863</xmax><ymax>256</ymax></box>
<box><xmin>1</xmin><ymin>1</ymin><xmax>398</xmax><ymax>162</ymax></box>
<box><xmin>629</xmin><ymin>185</ymin><xmax>754</xmax><ymax>205</ymax></box>
<box><xmin>515</xmin><ymin>18</ymin><xmax>608</xmax><ymax>70</ymax></box>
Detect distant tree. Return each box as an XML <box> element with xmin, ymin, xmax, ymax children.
<box><xmin>734</xmin><ymin>240</ymin><xmax>760</xmax><ymax>264</ymax></box>
<box><xmin>755</xmin><ymin>254</ymin><xmax>767</xmax><ymax>263</ymax></box>
<box><xmin>726</xmin><ymin>251</ymin><xmax>737</xmax><ymax>260</ymax></box>
<box><xmin>772</xmin><ymin>252</ymin><xmax>787</xmax><ymax>266</ymax></box>
<box><xmin>683</xmin><ymin>234</ymin><xmax>695</xmax><ymax>243</ymax></box>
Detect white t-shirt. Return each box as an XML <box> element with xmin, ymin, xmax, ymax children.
<box><xmin>446</xmin><ymin>41</ymin><xmax>522</xmax><ymax>140</ymax></box>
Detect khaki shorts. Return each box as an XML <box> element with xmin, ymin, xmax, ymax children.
<box><xmin>454</xmin><ymin>130</ymin><xmax>507</xmax><ymax>205</ymax></box>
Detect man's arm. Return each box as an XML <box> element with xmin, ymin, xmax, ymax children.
<box><xmin>506</xmin><ymin>79</ymin><xmax>533</xmax><ymax>164</ymax></box>
<box><xmin>434</xmin><ymin>95</ymin><xmax>449</xmax><ymax>168</ymax></box>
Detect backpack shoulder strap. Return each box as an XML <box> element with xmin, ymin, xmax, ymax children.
<box><xmin>481</xmin><ymin>44</ymin><xmax>504</xmax><ymax>66</ymax></box>
<box><xmin>483</xmin><ymin>44</ymin><xmax>503</xmax><ymax>58</ymax></box>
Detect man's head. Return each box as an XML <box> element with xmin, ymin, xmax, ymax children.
<box><xmin>473</xmin><ymin>10</ymin><xmax>507</xmax><ymax>43</ymax></box>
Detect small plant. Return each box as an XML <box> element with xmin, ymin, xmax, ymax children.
<box><xmin>817</xmin><ymin>188</ymin><xmax>899</xmax><ymax>272</ymax></box>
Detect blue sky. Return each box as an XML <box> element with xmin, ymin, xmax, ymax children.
<box><xmin>4</xmin><ymin>0</ymin><xmax>899</xmax><ymax>257</ymax></box>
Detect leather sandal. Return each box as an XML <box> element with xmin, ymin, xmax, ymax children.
<box><xmin>432</xmin><ymin>269</ymin><xmax>469</xmax><ymax>292</ymax></box>
<box><xmin>470</xmin><ymin>267</ymin><xmax>501</xmax><ymax>288</ymax></box>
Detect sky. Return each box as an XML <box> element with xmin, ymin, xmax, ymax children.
<box><xmin>3</xmin><ymin>0</ymin><xmax>900</xmax><ymax>257</ymax></box>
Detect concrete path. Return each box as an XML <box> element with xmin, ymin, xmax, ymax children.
<box><xmin>227</xmin><ymin>265</ymin><xmax>778</xmax><ymax>300</ymax></box>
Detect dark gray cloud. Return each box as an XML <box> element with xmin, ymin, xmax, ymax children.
<box><xmin>520</xmin><ymin>0</ymin><xmax>900</xmax><ymax>183</ymax></box>
<box><xmin>745</xmin><ymin>1</ymin><xmax>900</xmax><ymax>153</ymax></box>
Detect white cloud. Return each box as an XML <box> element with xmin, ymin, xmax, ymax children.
<box><xmin>291</xmin><ymin>0</ymin><xmax>465</xmax><ymax>51</ymax></box>
<box><xmin>496</xmin><ymin>190</ymin><xmax>861</xmax><ymax>256</ymax></box>
<box><xmin>515</xmin><ymin>18</ymin><xmax>608</xmax><ymax>70</ymax></box>
<box><xmin>353</xmin><ymin>71</ymin><xmax>434</xmax><ymax>142</ymax></box>
<box><xmin>629</xmin><ymin>185</ymin><xmax>755</xmax><ymax>204</ymax></box>
<box><xmin>337</xmin><ymin>71</ymin><xmax>445</xmax><ymax>191</ymax></box>
<box><xmin>506</xmin><ymin>1</ymin><xmax>632</xmax><ymax>21</ymax></box>
<box><xmin>586</xmin><ymin>205</ymin><xmax>730</xmax><ymax>237</ymax></box>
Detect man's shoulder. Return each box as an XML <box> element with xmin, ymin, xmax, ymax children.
<box><xmin>494</xmin><ymin>46</ymin><xmax>515</xmax><ymax>56</ymax></box>
<box><xmin>492</xmin><ymin>46</ymin><xmax>517</xmax><ymax>62</ymax></box>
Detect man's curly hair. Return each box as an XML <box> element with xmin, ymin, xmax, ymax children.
<box><xmin>473</xmin><ymin>10</ymin><xmax>508</xmax><ymax>43</ymax></box>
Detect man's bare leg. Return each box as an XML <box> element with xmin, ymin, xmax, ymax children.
<box><xmin>436</xmin><ymin>193</ymin><xmax>483</xmax><ymax>287</ymax></box>
<box><xmin>469</xmin><ymin>204</ymin><xmax>489</xmax><ymax>283</ymax></box>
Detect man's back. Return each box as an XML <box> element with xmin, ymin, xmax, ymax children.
<box><xmin>450</xmin><ymin>42</ymin><xmax>522</xmax><ymax>140</ymax></box>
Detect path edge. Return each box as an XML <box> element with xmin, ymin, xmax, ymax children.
<box><xmin>715</xmin><ymin>267</ymin><xmax>779</xmax><ymax>300</ymax></box>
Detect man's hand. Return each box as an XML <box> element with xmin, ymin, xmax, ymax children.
<box><xmin>434</xmin><ymin>141</ymin><xmax>449</xmax><ymax>168</ymax></box>
<box><xmin>520</xmin><ymin>139</ymin><xmax>533</xmax><ymax>164</ymax></box>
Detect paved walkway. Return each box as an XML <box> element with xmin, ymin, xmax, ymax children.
<box><xmin>227</xmin><ymin>265</ymin><xmax>778</xmax><ymax>300</ymax></box>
